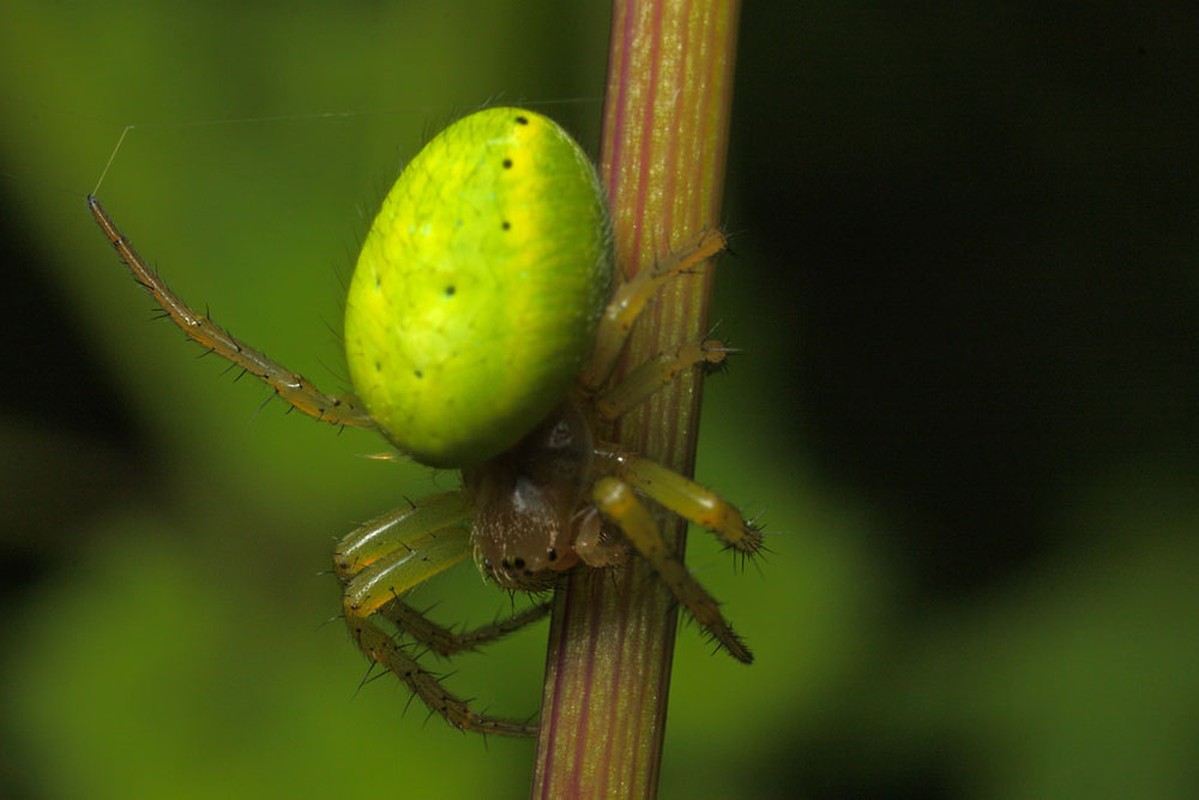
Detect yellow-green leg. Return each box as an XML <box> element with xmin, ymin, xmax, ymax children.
<box><xmin>335</xmin><ymin>492</ymin><xmax>540</xmax><ymax>736</ymax></box>
<box><xmin>591</xmin><ymin>477</ymin><xmax>752</xmax><ymax>663</ymax></box>
<box><xmin>90</xmin><ymin>197</ymin><xmax>374</xmax><ymax>428</ymax></box>
<box><xmin>580</xmin><ymin>224</ymin><xmax>755</xmax><ymax>662</ymax></box>
<box><xmin>580</xmin><ymin>228</ymin><xmax>726</xmax><ymax>392</ymax></box>
<box><xmin>594</xmin><ymin>449</ymin><xmax>763</xmax><ymax>557</ymax></box>
<box><xmin>594</xmin><ymin>337</ymin><xmax>731</xmax><ymax>422</ymax></box>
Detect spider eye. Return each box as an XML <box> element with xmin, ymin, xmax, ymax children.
<box><xmin>343</xmin><ymin>107</ymin><xmax>613</xmax><ymax>468</ymax></box>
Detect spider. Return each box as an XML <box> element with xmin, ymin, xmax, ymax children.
<box><xmin>89</xmin><ymin>107</ymin><xmax>761</xmax><ymax>737</ymax></box>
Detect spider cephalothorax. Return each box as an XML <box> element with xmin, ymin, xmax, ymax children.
<box><xmin>91</xmin><ymin>106</ymin><xmax>761</xmax><ymax>738</ymax></box>
<box><xmin>465</xmin><ymin>400</ymin><xmax>596</xmax><ymax>590</ymax></box>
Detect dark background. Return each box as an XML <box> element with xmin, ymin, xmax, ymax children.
<box><xmin>2</xmin><ymin>2</ymin><xmax>1196</xmax><ymax>798</ymax></box>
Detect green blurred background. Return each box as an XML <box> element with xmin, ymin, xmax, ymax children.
<box><xmin>2</xmin><ymin>2</ymin><xmax>1196</xmax><ymax>798</ymax></box>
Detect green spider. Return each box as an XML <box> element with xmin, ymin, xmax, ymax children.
<box><xmin>90</xmin><ymin>107</ymin><xmax>761</xmax><ymax>737</ymax></box>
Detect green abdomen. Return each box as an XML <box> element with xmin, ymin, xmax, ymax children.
<box><xmin>344</xmin><ymin>108</ymin><xmax>611</xmax><ymax>468</ymax></box>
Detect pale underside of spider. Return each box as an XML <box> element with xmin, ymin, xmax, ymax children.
<box><xmin>90</xmin><ymin>197</ymin><xmax>761</xmax><ymax>738</ymax></box>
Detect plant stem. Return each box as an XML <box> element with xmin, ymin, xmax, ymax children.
<box><xmin>531</xmin><ymin>1</ymin><xmax>740</xmax><ymax>797</ymax></box>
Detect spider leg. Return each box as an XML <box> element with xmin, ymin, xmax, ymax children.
<box><xmin>592</xmin><ymin>477</ymin><xmax>752</xmax><ymax>663</ymax></box>
<box><xmin>334</xmin><ymin>492</ymin><xmax>473</xmax><ymax>580</ymax></box>
<box><xmin>340</xmin><ymin>493</ymin><xmax>549</xmax><ymax>655</ymax></box>
<box><xmin>88</xmin><ymin>196</ymin><xmax>375</xmax><ymax>429</ymax></box>
<box><xmin>572</xmin><ymin>506</ymin><xmax>631</xmax><ymax>568</ymax></box>
<box><xmin>378</xmin><ymin>599</ymin><xmax>550</xmax><ymax>658</ymax></box>
<box><xmin>595</xmin><ymin>449</ymin><xmax>763</xmax><ymax>558</ymax></box>
<box><xmin>346</xmin><ymin>600</ymin><xmax>537</xmax><ymax>736</ymax></box>
<box><xmin>594</xmin><ymin>337</ymin><xmax>731</xmax><ymax>421</ymax></box>
<box><xmin>580</xmin><ymin>228</ymin><xmax>726</xmax><ymax>392</ymax></box>
<box><xmin>334</xmin><ymin>492</ymin><xmax>538</xmax><ymax>736</ymax></box>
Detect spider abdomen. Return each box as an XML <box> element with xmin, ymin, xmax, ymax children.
<box><xmin>344</xmin><ymin>108</ymin><xmax>612</xmax><ymax>468</ymax></box>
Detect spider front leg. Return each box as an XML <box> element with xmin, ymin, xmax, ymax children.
<box><xmin>596</xmin><ymin>449</ymin><xmax>764</xmax><ymax>559</ymax></box>
<box><xmin>334</xmin><ymin>492</ymin><xmax>541</xmax><ymax>736</ymax></box>
<box><xmin>591</xmin><ymin>477</ymin><xmax>753</xmax><ymax>663</ymax></box>
<box><xmin>89</xmin><ymin>197</ymin><xmax>374</xmax><ymax>428</ymax></box>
